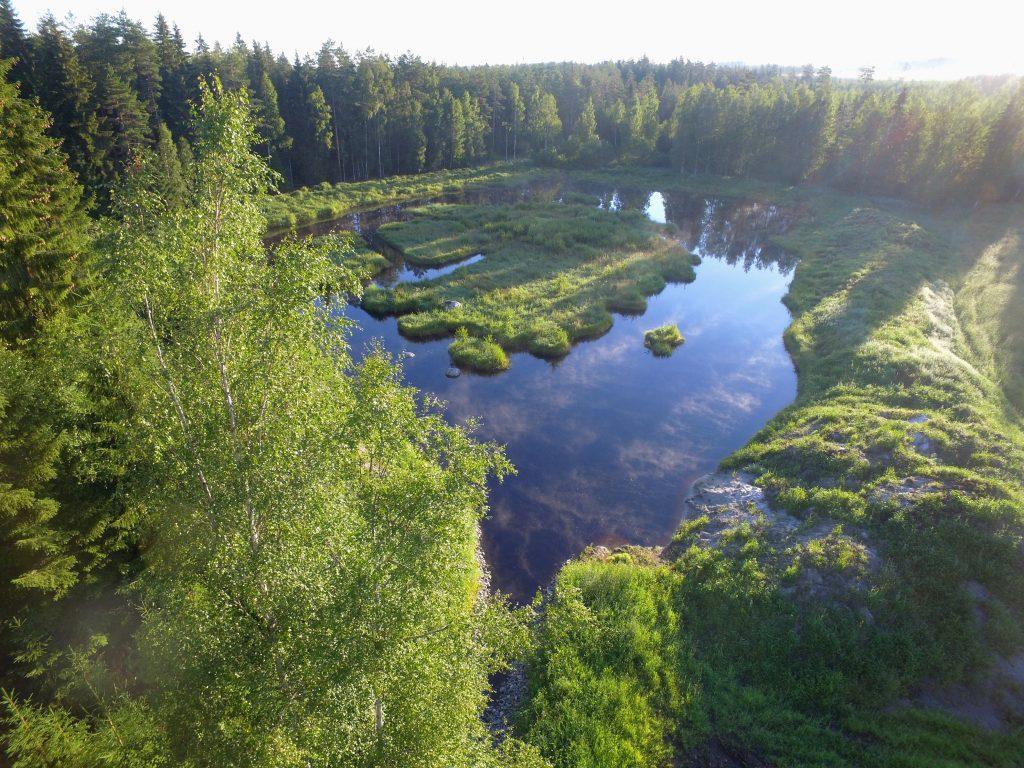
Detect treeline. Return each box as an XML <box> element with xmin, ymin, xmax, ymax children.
<box><xmin>670</xmin><ymin>76</ymin><xmax>1024</xmax><ymax>203</ymax></box>
<box><xmin>0</xmin><ymin>2</ymin><xmax>782</xmax><ymax>200</ymax></box>
<box><xmin>9</xmin><ymin>2</ymin><xmax>1021</xmax><ymax>209</ymax></box>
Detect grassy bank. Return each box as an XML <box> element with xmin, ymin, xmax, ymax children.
<box><xmin>517</xmin><ymin>173</ymin><xmax>1024</xmax><ymax>766</ymax></box>
<box><xmin>362</xmin><ymin>200</ymin><xmax>696</xmax><ymax>367</ymax></box>
<box><xmin>263</xmin><ymin>163</ymin><xmax>542</xmax><ymax>233</ymax></box>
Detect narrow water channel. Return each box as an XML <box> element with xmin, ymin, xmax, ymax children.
<box><xmin>311</xmin><ymin>185</ymin><xmax>798</xmax><ymax>600</ymax></box>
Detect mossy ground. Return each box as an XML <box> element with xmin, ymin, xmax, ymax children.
<box><xmin>516</xmin><ymin>171</ymin><xmax>1024</xmax><ymax>766</ymax></box>
<box><xmin>643</xmin><ymin>324</ymin><xmax>684</xmax><ymax>356</ymax></box>
<box><xmin>362</xmin><ymin>200</ymin><xmax>695</xmax><ymax>368</ymax></box>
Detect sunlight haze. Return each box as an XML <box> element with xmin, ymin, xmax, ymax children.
<box><xmin>15</xmin><ymin>0</ymin><xmax>1024</xmax><ymax>78</ymax></box>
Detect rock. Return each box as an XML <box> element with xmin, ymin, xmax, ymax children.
<box><xmin>911</xmin><ymin>431</ymin><xmax>935</xmax><ymax>455</ymax></box>
<box><xmin>443</xmin><ymin>300</ymin><xmax>461</xmax><ymax>310</ymax></box>
<box><xmin>908</xmin><ymin>414</ymin><xmax>936</xmax><ymax>456</ymax></box>
<box><xmin>445</xmin><ymin>366</ymin><xmax>461</xmax><ymax>378</ymax></box>
<box><xmin>663</xmin><ymin>472</ymin><xmax>796</xmax><ymax>560</ymax></box>
<box><xmin>399</xmin><ymin>350</ymin><xmax>415</xmax><ymax>359</ymax></box>
<box><xmin>871</xmin><ymin>475</ymin><xmax>943</xmax><ymax>508</ymax></box>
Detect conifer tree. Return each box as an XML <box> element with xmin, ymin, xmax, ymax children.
<box><xmin>149</xmin><ymin>122</ymin><xmax>185</xmax><ymax>205</ymax></box>
<box><xmin>567</xmin><ymin>96</ymin><xmax>603</xmax><ymax>165</ymax></box>
<box><xmin>0</xmin><ymin>60</ymin><xmax>89</xmax><ymax>341</ymax></box>
<box><xmin>153</xmin><ymin>14</ymin><xmax>191</xmax><ymax>137</ymax></box>
<box><xmin>251</xmin><ymin>70</ymin><xmax>290</xmax><ymax>166</ymax></box>
<box><xmin>0</xmin><ymin>0</ymin><xmax>32</xmax><ymax>91</ymax></box>
<box><xmin>90</xmin><ymin>64</ymin><xmax>150</xmax><ymax>201</ymax></box>
<box><xmin>32</xmin><ymin>15</ymin><xmax>104</xmax><ymax>199</ymax></box>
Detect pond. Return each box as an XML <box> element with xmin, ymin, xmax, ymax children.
<box><xmin>308</xmin><ymin>183</ymin><xmax>798</xmax><ymax>601</ymax></box>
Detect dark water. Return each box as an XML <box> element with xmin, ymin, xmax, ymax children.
<box><xmin>310</xmin><ymin>184</ymin><xmax>798</xmax><ymax>601</ymax></box>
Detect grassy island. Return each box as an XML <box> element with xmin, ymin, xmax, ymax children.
<box><xmin>362</xmin><ymin>200</ymin><xmax>696</xmax><ymax>367</ymax></box>
<box><xmin>263</xmin><ymin>163</ymin><xmax>543</xmax><ymax>234</ymax></box>
<box><xmin>643</xmin><ymin>323</ymin><xmax>685</xmax><ymax>356</ymax></box>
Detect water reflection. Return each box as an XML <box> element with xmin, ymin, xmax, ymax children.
<box><xmin>377</xmin><ymin>253</ymin><xmax>486</xmax><ymax>286</ymax></box>
<box><xmin>643</xmin><ymin>191</ymin><xmax>667</xmax><ymax>224</ymax></box>
<box><xmin>313</xmin><ymin>184</ymin><xmax>797</xmax><ymax>601</ymax></box>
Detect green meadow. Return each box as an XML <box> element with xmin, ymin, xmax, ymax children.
<box><xmin>263</xmin><ymin>163</ymin><xmax>542</xmax><ymax>234</ymax></box>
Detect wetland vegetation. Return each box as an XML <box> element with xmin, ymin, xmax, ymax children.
<box><xmin>265</xmin><ymin>164</ymin><xmax>540</xmax><ymax>233</ymax></box>
<box><xmin>2</xmin><ymin>1</ymin><xmax>1024</xmax><ymax>766</ymax></box>
<box><xmin>518</xmin><ymin>178</ymin><xmax>1024</xmax><ymax>767</ymax></box>
<box><xmin>362</xmin><ymin>200</ymin><xmax>696</xmax><ymax>367</ymax></box>
<box><xmin>449</xmin><ymin>328</ymin><xmax>510</xmax><ymax>373</ymax></box>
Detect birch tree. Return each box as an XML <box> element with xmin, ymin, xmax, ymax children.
<box><xmin>4</xmin><ymin>80</ymin><xmax>528</xmax><ymax>768</ymax></box>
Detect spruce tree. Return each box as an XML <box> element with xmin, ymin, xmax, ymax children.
<box><xmin>0</xmin><ymin>0</ymin><xmax>32</xmax><ymax>91</ymax></box>
<box><xmin>154</xmin><ymin>14</ymin><xmax>191</xmax><ymax>137</ymax></box>
<box><xmin>251</xmin><ymin>70</ymin><xmax>289</xmax><ymax>166</ymax></box>
<box><xmin>32</xmin><ymin>15</ymin><xmax>105</xmax><ymax>200</ymax></box>
<box><xmin>567</xmin><ymin>96</ymin><xmax>603</xmax><ymax>165</ymax></box>
<box><xmin>149</xmin><ymin>122</ymin><xmax>185</xmax><ymax>205</ymax></box>
<box><xmin>0</xmin><ymin>61</ymin><xmax>89</xmax><ymax>341</ymax></box>
<box><xmin>90</xmin><ymin>64</ymin><xmax>150</xmax><ymax>202</ymax></box>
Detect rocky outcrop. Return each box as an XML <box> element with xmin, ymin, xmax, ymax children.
<box><xmin>668</xmin><ymin>472</ymin><xmax>1024</xmax><ymax>731</ymax></box>
<box><xmin>663</xmin><ymin>472</ymin><xmax>878</xmax><ymax>604</ymax></box>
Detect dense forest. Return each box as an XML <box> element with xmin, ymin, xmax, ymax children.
<box><xmin>1</xmin><ymin>0</ymin><xmax>1023</xmax><ymax>207</ymax></box>
<box><xmin>3</xmin><ymin>0</ymin><xmax>1024</xmax><ymax>766</ymax></box>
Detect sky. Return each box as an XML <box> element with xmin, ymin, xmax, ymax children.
<box><xmin>13</xmin><ymin>0</ymin><xmax>1024</xmax><ymax>80</ymax></box>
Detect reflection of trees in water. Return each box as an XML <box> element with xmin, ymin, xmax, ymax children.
<box><xmin>663</xmin><ymin>191</ymin><xmax>798</xmax><ymax>275</ymax></box>
<box><xmin>564</xmin><ymin>183</ymin><xmax>798</xmax><ymax>275</ymax></box>
<box><xmin>614</xmin><ymin>187</ymin><xmax>653</xmax><ymax>212</ymax></box>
